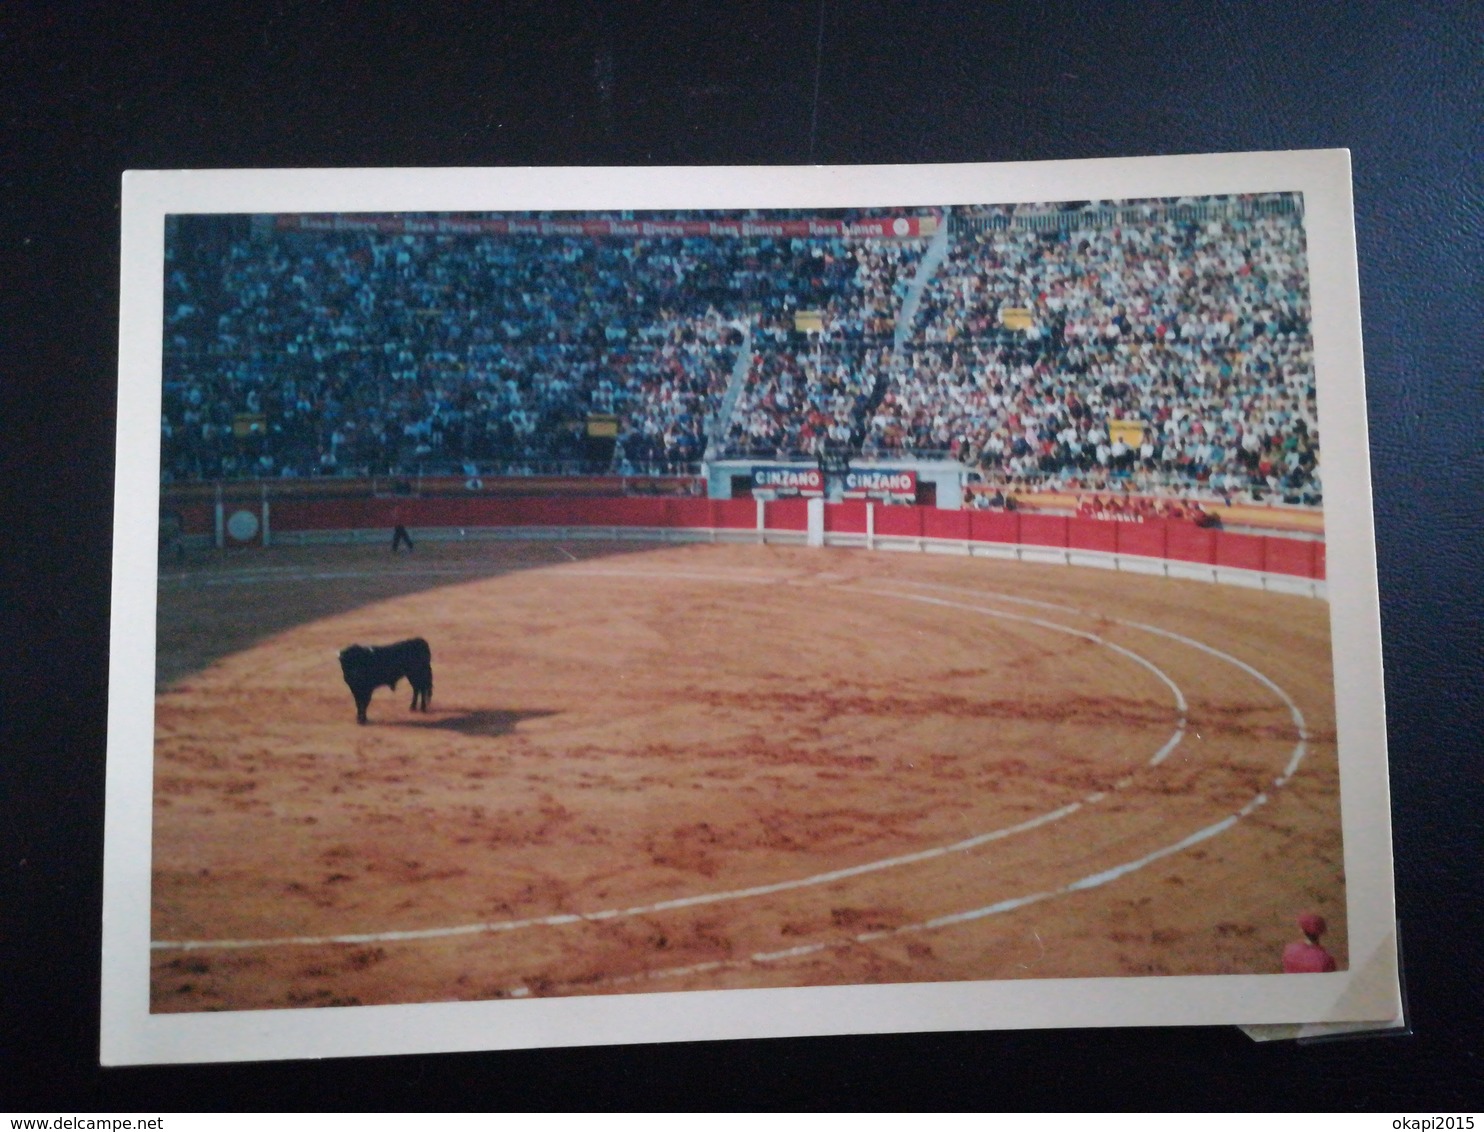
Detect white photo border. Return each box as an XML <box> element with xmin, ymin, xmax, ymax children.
<box><xmin>105</xmin><ymin>152</ymin><xmax>1398</xmax><ymax>1065</ymax></box>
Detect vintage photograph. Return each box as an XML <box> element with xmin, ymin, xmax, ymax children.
<box><xmin>106</xmin><ymin>157</ymin><xmax>1398</xmax><ymax>1063</ymax></box>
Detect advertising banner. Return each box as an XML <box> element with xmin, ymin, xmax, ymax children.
<box><xmin>841</xmin><ymin>468</ymin><xmax>917</xmax><ymax>499</ymax></box>
<box><xmin>752</xmin><ymin>466</ymin><xmax>824</xmax><ymax>496</ymax></box>
<box><xmin>278</xmin><ymin>215</ymin><xmax>935</xmax><ymax>240</ymax></box>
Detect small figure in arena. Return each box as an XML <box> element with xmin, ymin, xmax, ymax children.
<box><xmin>1282</xmin><ymin>912</ymin><xmax>1338</xmax><ymax>973</ymax></box>
<box><xmin>390</xmin><ymin>504</ymin><xmax>414</xmax><ymax>553</ymax></box>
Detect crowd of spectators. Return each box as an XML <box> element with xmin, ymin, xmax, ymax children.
<box><xmin>161</xmin><ymin>216</ymin><xmax>928</xmax><ymax>479</ymax></box>
<box><xmin>718</xmin><ymin>238</ymin><xmax>923</xmax><ymax>460</ymax></box>
<box><xmin>161</xmin><ymin>197</ymin><xmax>1321</xmax><ymax>506</ymax></box>
<box><xmin>725</xmin><ymin>343</ymin><xmax>887</xmax><ymax>460</ymax></box>
<box><xmin>865</xmin><ymin>197</ymin><xmax>1320</xmax><ymax>503</ymax></box>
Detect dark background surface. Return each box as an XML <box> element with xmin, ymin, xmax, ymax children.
<box><xmin>4</xmin><ymin>0</ymin><xmax>1480</xmax><ymax>1111</ymax></box>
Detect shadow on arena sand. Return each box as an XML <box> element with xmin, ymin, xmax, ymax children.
<box><xmin>149</xmin><ymin>539</ymin><xmax>1344</xmax><ymax>1012</ymax></box>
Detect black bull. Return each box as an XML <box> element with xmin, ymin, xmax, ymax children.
<box><xmin>338</xmin><ymin>638</ymin><xmax>433</xmax><ymax>724</ymax></box>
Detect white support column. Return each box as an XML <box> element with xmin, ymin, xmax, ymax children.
<box><xmin>807</xmin><ymin>497</ymin><xmax>825</xmax><ymax>547</ymax></box>
<box><xmin>867</xmin><ymin>501</ymin><xmax>876</xmax><ymax>550</ymax></box>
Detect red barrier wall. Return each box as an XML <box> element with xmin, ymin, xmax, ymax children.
<box><xmin>167</xmin><ymin>501</ymin><xmax>217</xmax><ymax>536</ymax></box>
<box><xmin>874</xmin><ymin>506</ymin><xmax>923</xmax><ymax>537</ymax></box>
<box><xmin>1216</xmin><ymin>531</ymin><xmax>1267</xmax><ymax>572</ymax></box>
<box><xmin>766</xmin><ymin>499</ymin><xmax>809</xmax><ymax>531</ymax></box>
<box><xmin>1166</xmin><ymin>523</ymin><xmax>1219</xmax><ymax>565</ymax></box>
<box><xmin>1019</xmin><ymin>514</ymin><xmax>1069</xmax><ymax>548</ymax></box>
<box><xmin>161</xmin><ymin>474</ymin><xmax>702</xmax><ymax>505</ymax></box>
<box><xmin>500</xmin><ymin>498</ymin><xmax>557</xmax><ymax>526</ymax></box>
<box><xmin>1116</xmin><ymin>522</ymin><xmax>1168</xmax><ymax>560</ymax></box>
<box><xmin>711</xmin><ymin>498</ymin><xmax>757</xmax><ymax>530</ymax></box>
<box><xmin>667</xmin><ymin>497</ymin><xmax>713</xmax><ymax>529</ymax></box>
<box><xmin>1068</xmin><ymin>517</ymin><xmax>1119</xmax><ymax>553</ymax></box>
<box><xmin>921</xmin><ymin>509</ymin><xmax>970</xmax><ymax>541</ymax></box>
<box><xmin>257</xmin><ymin>496</ymin><xmax>1321</xmax><ymax>580</ymax></box>
<box><xmin>969</xmin><ymin>511</ymin><xmax>1019</xmax><ymax>544</ymax></box>
<box><xmin>408</xmin><ymin>498</ymin><xmax>486</xmax><ymax>528</ymax></box>
<box><xmin>598</xmin><ymin>497</ymin><xmax>669</xmax><ymax>527</ymax></box>
<box><xmin>270</xmin><ymin>499</ymin><xmax>377</xmax><ymax>530</ymax></box>
<box><xmin>825</xmin><ymin>500</ymin><xmax>869</xmax><ymax>533</ymax></box>
<box><xmin>1263</xmin><ymin>536</ymin><xmax>1313</xmax><ymax>579</ymax></box>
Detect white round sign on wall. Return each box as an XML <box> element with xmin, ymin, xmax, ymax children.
<box><xmin>226</xmin><ymin>509</ymin><xmax>260</xmax><ymax>542</ymax></box>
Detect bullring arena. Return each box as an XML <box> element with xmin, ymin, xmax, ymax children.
<box><xmin>149</xmin><ymin>494</ymin><xmax>1344</xmax><ymax>1013</ymax></box>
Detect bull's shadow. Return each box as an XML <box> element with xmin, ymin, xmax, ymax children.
<box><xmin>392</xmin><ymin>708</ymin><xmax>557</xmax><ymax>737</ymax></box>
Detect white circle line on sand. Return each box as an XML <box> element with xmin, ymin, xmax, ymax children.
<box><xmin>503</xmin><ymin>585</ymin><xmax>1309</xmax><ymax>996</ymax></box>
<box><xmin>150</xmin><ymin>576</ymin><xmax>1191</xmax><ymax>953</ymax></box>
<box><xmin>894</xmin><ymin>579</ymin><xmax>1313</xmax><ymax>771</ymax></box>
<box><xmin>573</xmin><ymin>796</ymin><xmax>1272</xmax><ymax>996</ymax></box>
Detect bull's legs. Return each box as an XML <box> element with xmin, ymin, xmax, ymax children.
<box><xmin>411</xmin><ymin>668</ymin><xmax>432</xmax><ymax>712</ymax></box>
<box><xmin>353</xmin><ymin>689</ymin><xmax>372</xmax><ymax>724</ymax></box>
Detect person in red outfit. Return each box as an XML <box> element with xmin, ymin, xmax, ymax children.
<box><xmin>1282</xmin><ymin>912</ymin><xmax>1338</xmax><ymax>973</ymax></box>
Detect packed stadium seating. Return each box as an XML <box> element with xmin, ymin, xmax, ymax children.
<box><xmin>162</xmin><ymin>216</ymin><xmax>928</xmax><ymax>479</ymax></box>
<box><xmin>869</xmin><ymin>197</ymin><xmax>1319</xmax><ymax>502</ymax></box>
<box><xmin>161</xmin><ymin>196</ymin><xmax>1320</xmax><ymax>504</ymax></box>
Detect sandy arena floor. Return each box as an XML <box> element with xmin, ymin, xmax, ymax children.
<box><xmin>149</xmin><ymin>538</ymin><xmax>1344</xmax><ymax>1012</ymax></box>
